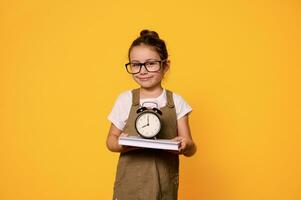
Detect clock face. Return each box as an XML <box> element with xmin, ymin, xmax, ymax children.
<box><xmin>135</xmin><ymin>112</ymin><xmax>161</xmax><ymax>138</ymax></box>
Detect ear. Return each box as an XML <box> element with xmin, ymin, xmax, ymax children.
<box><xmin>163</xmin><ymin>60</ymin><xmax>170</xmax><ymax>74</ymax></box>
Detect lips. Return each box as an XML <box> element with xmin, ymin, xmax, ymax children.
<box><xmin>138</xmin><ymin>77</ymin><xmax>152</xmax><ymax>81</ymax></box>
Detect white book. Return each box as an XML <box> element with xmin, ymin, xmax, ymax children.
<box><xmin>118</xmin><ymin>136</ymin><xmax>180</xmax><ymax>151</ymax></box>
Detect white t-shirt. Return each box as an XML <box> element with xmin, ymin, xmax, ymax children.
<box><xmin>108</xmin><ymin>89</ymin><xmax>192</xmax><ymax>131</ymax></box>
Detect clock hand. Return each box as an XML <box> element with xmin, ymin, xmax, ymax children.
<box><xmin>142</xmin><ymin>116</ymin><xmax>150</xmax><ymax>128</ymax></box>
<box><xmin>141</xmin><ymin>124</ymin><xmax>148</xmax><ymax>128</ymax></box>
<box><xmin>141</xmin><ymin>115</ymin><xmax>150</xmax><ymax>128</ymax></box>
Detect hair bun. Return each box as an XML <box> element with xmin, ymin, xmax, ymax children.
<box><xmin>140</xmin><ymin>29</ymin><xmax>159</xmax><ymax>39</ymax></box>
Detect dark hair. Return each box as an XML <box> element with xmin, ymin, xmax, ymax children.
<box><xmin>128</xmin><ymin>30</ymin><xmax>168</xmax><ymax>61</ymax></box>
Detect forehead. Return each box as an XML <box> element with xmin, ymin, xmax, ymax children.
<box><xmin>129</xmin><ymin>45</ymin><xmax>160</xmax><ymax>61</ymax></box>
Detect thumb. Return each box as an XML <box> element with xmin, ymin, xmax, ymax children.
<box><xmin>120</xmin><ymin>133</ymin><xmax>129</xmax><ymax>137</ymax></box>
<box><xmin>172</xmin><ymin>136</ymin><xmax>182</xmax><ymax>142</ymax></box>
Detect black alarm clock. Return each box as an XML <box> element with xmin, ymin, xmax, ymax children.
<box><xmin>135</xmin><ymin>102</ymin><xmax>162</xmax><ymax>138</ymax></box>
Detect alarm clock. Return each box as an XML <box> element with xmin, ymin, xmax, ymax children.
<box><xmin>135</xmin><ymin>103</ymin><xmax>163</xmax><ymax>139</ymax></box>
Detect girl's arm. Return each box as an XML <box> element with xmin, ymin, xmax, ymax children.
<box><xmin>173</xmin><ymin>115</ymin><xmax>197</xmax><ymax>157</ymax></box>
<box><xmin>106</xmin><ymin>123</ymin><xmax>138</xmax><ymax>153</ymax></box>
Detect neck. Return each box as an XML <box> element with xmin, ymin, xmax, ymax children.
<box><xmin>139</xmin><ymin>85</ymin><xmax>163</xmax><ymax>99</ymax></box>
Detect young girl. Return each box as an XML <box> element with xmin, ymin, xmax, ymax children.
<box><xmin>106</xmin><ymin>30</ymin><xmax>196</xmax><ymax>200</ymax></box>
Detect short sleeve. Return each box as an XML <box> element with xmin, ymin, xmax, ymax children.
<box><xmin>173</xmin><ymin>93</ymin><xmax>192</xmax><ymax>119</ymax></box>
<box><xmin>107</xmin><ymin>91</ymin><xmax>132</xmax><ymax>131</ymax></box>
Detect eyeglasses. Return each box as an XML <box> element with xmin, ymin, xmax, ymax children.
<box><xmin>125</xmin><ymin>60</ymin><xmax>166</xmax><ymax>74</ymax></box>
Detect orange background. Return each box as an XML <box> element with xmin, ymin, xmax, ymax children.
<box><xmin>0</xmin><ymin>0</ymin><xmax>300</xmax><ymax>199</ymax></box>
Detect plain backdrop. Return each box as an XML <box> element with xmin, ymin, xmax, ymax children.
<box><xmin>0</xmin><ymin>0</ymin><xmax>300</xmax><ymax>199</ymax></box>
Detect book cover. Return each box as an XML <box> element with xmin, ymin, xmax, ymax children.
<box><xmin>118</xmin><ymin>136</ymin><xmax>180</xmax><ymax>151</ymax></box>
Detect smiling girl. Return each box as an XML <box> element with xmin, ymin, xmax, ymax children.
<box><xmin>106</xmin><ymin>30</ymin><xmax>197</xmax><ymax>200</ymax></box>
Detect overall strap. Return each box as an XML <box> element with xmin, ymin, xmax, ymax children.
<box><xmin>132</xmin><ymin>88</ymin><xmax>140</xmax><ymax>106</ymax></box>
<box><xmin>166</xmin><ymin>90</ymin><xmax>175</xmax><ymax>108</ymax></box>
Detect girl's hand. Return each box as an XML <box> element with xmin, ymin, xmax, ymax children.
<box><xmin>119</xmin><ymin>133</ymin><xmax>140</xmax><ymax>152</ymax></box>
<box><xmin>119</xmin><ymin>132</ymin><xmax>129</xmax><ymax>137</ymax></box>
<box><xmin>172</xmin><ymin>136</ymin><xmax>195</xmax><ymax>156</ymax></box>
<box><xmin>174</xmin><ymin>115</ymin><xmax>197</xmax><ymax>157</ymax></box>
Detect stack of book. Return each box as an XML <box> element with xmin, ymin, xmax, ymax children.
<box><xmin>118</xmin><ymin>136</ymin><xmax>180</xmax><ymax>151</ymax></box>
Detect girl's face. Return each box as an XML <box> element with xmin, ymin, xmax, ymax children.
<box><xmin>129</xmin><ymin>45</ymin><xmax>169</xmax><ymax>90</ymax></box>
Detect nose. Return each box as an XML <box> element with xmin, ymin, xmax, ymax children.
<box><xmin>139</xmin><ymin>64</ymin><xmax>148</xmax><ymax>74</ymax></box>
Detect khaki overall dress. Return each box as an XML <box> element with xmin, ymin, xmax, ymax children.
<box><xmin>113</xmin><ymin>89</ymin><xmax>179</xmax><ymax>200</ymax></box>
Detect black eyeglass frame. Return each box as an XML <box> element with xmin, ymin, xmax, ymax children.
<box><xmin>125</xmin><ymin>59</ymin><xmax>167</xmax><ymax>74</ymax></box>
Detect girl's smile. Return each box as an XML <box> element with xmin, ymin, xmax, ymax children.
<box><xmin>137</xmin><ymin>76</ymin><xmax>152</xmax><ymax>81</ymax></box>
